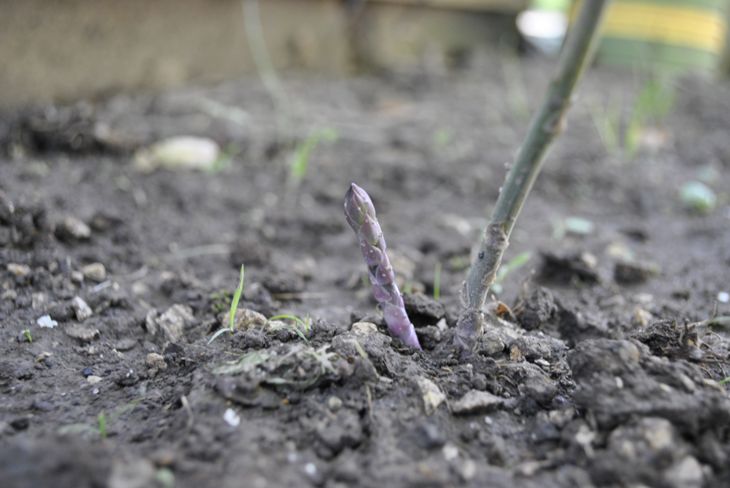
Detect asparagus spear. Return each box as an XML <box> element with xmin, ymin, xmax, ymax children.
<box><xmin>344</xmin><ymin>183</ymin><xmax>421</xmax><ymax>349</ymax></box>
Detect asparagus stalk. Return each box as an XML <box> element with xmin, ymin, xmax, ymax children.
<box><xmin>454</xmin><ymin>0</ymin><xmax>609</xmax><ymax>351</ymax></box>
<box><xmin>344</xmin><ymin>183</ymin><xmax>421</xmax><ymax>349</ymax></box>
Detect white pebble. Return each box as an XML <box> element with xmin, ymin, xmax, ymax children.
<box><xmin>36</xmin><ymin>315</ymin><xmax>58</xmax><ymax>329</ymax></box>
<box><xmin>304</xmin><ymin>463</ymin><xmax>317</xmax><ymax>476</ymax></box>
<box><xmin>718</xmin><ymin>292</ymin><xmax>729</xmax><ymax>304</ymax></box>
<box><xmin>223</xmin><ymin>408</ymin><xmax>240</xmax><ymax>427</ymax></box>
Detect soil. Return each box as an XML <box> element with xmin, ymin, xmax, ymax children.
<box><xmin>1</xmin><ymin>58</ymin><xmax>730</xmax><ymax>488</ymax></box>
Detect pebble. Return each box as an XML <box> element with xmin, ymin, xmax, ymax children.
<box><xmin>223</xmin><ymin>408</ymin><xmax>241</xmax><ymax>427</ymax></box>
<box><xmin>81</xmin><ymin>367</ymin><xmax>94</xmax><ymax>377</ymax></box>
<box><xmin>134</xmin><ymin>136</ymin><xmax>221</xmax><ymax>173</ymax></box>
<box><xmin>7</xmin><ymin>263</ymin><xmax>31</xmax><ymax>278</ymax></box>
<box><xmin>415</xmin><ymin>376</ymin><xmax>446</xmax><ymax>415</ymax></box>
<box><xmin>36</xmin><ymin>315</ymin><xmax>58</xmax><ymax>329</ymax></box>
<box><xmin>145</xmin><ymin>352</ymin><xmax>167</xmax><ymax>374</ymax></box>
<box><xmin>351</xmin><ymin>321</ymin><xmax>378</xmax><ymax>336</ymax></box>
<box><xmin>87</xmin><ymin>375</ymin><xmax>102</xmax><ymax>385</ymax></box>
<box><xmin>327</xmin><ymin>396</ymin><xmax>343</xmax><ymax>412</ymax></box>
<box><xmin>65</xmin><ymin>324</ymin><xmax>100</xmax><ymax>342</ymax></box>
<box><xmin>228</xmin><ymin>308</ymin><xmax>267</xmax><ymax>330</ymax></box>
<box><xmin>114</xmin><ymin>338</ymin><xmax>137</xmax><ymax>351</ymax></box>
<box><xmin>718</xmin><ymin>292</ymin><xmax>729</xmax><ymax>304</ymax></box>
<box><xmin>71</xmin><ymin>296</ymin><xmax>93</xmax><ymax>321</ymax></box>
<box><xmin>665</xmin><ymin>456</ymin><xmax>703</xmax><ymax>488</ymax></box>
<box><xmin>632</xmin><ymin>307</ymin><xmax>652</xmax><ymax>327</ymax></box>
<box><xmin>451</xmin><ymin>390</ymin><xmax>505</xmax><ymax>415</ymax></box>
<box><xmin>149</xmin><ymin>304</ymin><xmax>195</xmax><ymax>342</ymax></box>
<box><xmin>81</xmin><ymin>263</ymin><xmax>106</xmax><ymax>282</ymax></box>
<box><xmin>56</xmin><ymin>216</ymin><xmax>91</xmax><ymax>240</ymax></box>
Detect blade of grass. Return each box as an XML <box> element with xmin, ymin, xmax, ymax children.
<box><xmin>229</xmin><ymin>265</ymin><xmax>246</xmax><ymax>331</ymax></box>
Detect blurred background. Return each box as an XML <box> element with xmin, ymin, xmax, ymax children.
<box><xmin>1</xmin><ymin>0</ymin><xmax>728</xmax><ymax>108</ymax></box>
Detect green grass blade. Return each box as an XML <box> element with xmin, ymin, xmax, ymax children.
<box><xmin>229</xmin><ymin>265</ymin><xmax>245</xmax><ymax>331</ymax></box>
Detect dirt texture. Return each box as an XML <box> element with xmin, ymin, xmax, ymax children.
<box><xmin>1</xmin><ymin>58</ymin><xmax>730</xmax><ymax>488</ymax></box>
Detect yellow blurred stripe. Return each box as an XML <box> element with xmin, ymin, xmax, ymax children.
<box><xmin>601</xmin><ymin>3</ymin><xmax>727</xmax><ymax>52</ymax></box>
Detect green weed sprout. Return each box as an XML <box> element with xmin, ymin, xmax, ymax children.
<box><xmin>22</xmin><ymin>329</ymin><xmax>32</xmax><ymax>343</ymax></box>
<box><xmin>433</xmin><ymin>262</ymin><xmax>442</xmax><ymax>301</ymax></box>
<box><xmin>624</xmin><ymin>76</ymin><xmax>675</xmax><ymax>156</ymax></box>
<box><xmin>591</xmin><ymin>75</ymin><xmax>676</xmax><ymax>158</ymax></box>
<box><xmin>288</xmin><ymin>128</ymin><xmax>338</xmax><ymax>187</ymax></box>
<box><xmin>269</xmin><ymin>314</ymin><xmax>312</xmax><ymax>342</ymax></box>
<box><xmin>208</xmin><ymin>265</ymin><xmax>245</xmax><ymax>344</ymax></box>
<box><xmin>491</xmin><ymin>251</ymin><xmax>532</xmax><ymax>295</ymax></box>
<box><xmin>97</xmin><ymin>412</ymin><xmax>107</xmax><ymax>439</ymax></box>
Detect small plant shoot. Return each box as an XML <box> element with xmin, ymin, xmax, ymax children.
<box><xmin>344</xmin><ymin>183</ymin><xmax>421</xmax><ymax>349</ymax></box>
<box><xmin>288</xmin><ymin>128</ymin><xmax>338</xmax><ymax>187</ymax></box>
<box><xmin>208</xmin><ymin>265</ymin><xmax>245</xmax><ymax>344</ymax></box>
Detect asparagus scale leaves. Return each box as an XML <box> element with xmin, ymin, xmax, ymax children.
<box><xmin>344</xmin><ymin>183</ymin><xmax>421</xmax><ymax>349</ymax></box>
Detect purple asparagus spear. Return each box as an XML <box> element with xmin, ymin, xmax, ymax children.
<box><xmin>344</xmin><ymin>183</ymin><xmax>421</xmax><ymax>350</ymax></box>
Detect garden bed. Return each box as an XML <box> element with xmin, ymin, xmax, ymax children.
<box><xmin>1</xmin><ymin>60</ymin><xmax>730</xmax><ymax>487</ymax></box>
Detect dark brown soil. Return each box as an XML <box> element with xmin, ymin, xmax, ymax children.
<box><xmin>2</xmin><ymin>58</ymin><xmax>730</xmax><ymax>488</ymax></box>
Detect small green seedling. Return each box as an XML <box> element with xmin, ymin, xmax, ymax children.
<box><xmin>591</xmin><ymin>76</ymin><xmax>675</xmax><ymax>158</ymax></box>
<box><xmin>288</xmin><ymin>128</ymin><xmax>338</xmax><ymax>186</ymax></box>
<box><xmin>208</xmin><ymin>265</ymin><xmax>245</xmax><ymax>344</ymax></box>
<box><xmin>433</xmin><ymin>262</ymin><xmax>442</xmax><ymax>301</ymax></box>
<box><xmin>22</xmin><ymin>329</ymin><xmax>32</xmax><ymax>343</ymax></box>
<box><xmin>492</xmin><ymin>251</ymin><xmax>532</xmax><ymax>295</ymax></box>
<box><xmin>97</xmin><ymin>412</ymin><xmax>107</xmax><ymax>439</ymax></box>
<box><xmin>719</xmin><ymin>377</ymin><xmax>730</xmax><ymax>386</ymax></box>
<box><xmin>270</xmin><ymin>314</ymin><xmax>312</xmax><ymax>342</ymax></box>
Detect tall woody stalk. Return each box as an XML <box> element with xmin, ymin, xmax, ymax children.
<box><xmin>454</xmin><ymin>0</ymin><xmax>609</xmax><ymax>350</ymax></box>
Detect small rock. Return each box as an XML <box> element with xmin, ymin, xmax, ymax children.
<box><xmin>7</xmin><ymin>263</ymin><xmax>31</xmax><ymax>278</ymax></box>
<box><xmin>614</xmin><ymin>259</ymin><xmax>659</xmax><ymax>285</ymax></box>
<box><xmin>414</xmin><ymin>376</ymin><xmax>446</xmax><ymax>415</ymax></box>
<box><xmin>36</xmin><ymin>315</ymin><xmax>58</xmax><ymax>329</ymax></box>
<box><xmin>87</xmin><ymin>375</ymin><xmax>102</xmax><ymax>385</ymax></box>
<box><xmin>632</xmin><ymin>307</ymin><xmax>652</xmax><ymax>327</ymax></box>
<box><xmin>71</xmin><ymin>296</ymin><xmax>93</xmax><ymax>321</ymax></box>
<box><xmin>146</xmin><ymin>352</ymin><xmax>167</xmax><ymax>375</ymax></box>
<box><xmin>153</xmin><ymin>304</ymin><xmax>195</xmax><ymax>342</ymax></box>
<box><xmin>351</xmin><ymin>321</ymin><xmax>378</xmax><ymax>336</ymax></box>
<box><xmin>134</xmin><ymin>136</ymin><xmax>221</xmax><ymax>173</ymax></box>
<box><xmin>451</xmin><ymin>390</ymin><xmax>505</xmax><ymax>415</ymax></box>
<box><xmin>228</xmin><ymin>308</ymin><xmax>267</xmax><ymax>330</ymax></box>
<box><xmin>716</xmin><ymin>291</ymin><xmax>729</xmax><ymax>304</ymax></box>
<box><xmin>55</xmin><ymin>216</ymin><xmax>91</xmax><ymax>241</ymax></box>
<box><xmin>327</xmin><ymin>396</ymin><xmax>343</xmax><ymax>412</ymax></box>
<box><xmin>65</xmin><ymin>324</ymin><xmax>100</xmax><ymax>342</ymax></box>
<box><xmin>70</xmin><ymin>270</ymin><xmax>84</xmax><ymax>283</ymax></box>
<box><xmin>81</xmin><ymin>263</ymin><xmax>106</xmax><ymax>282</ymax></box>
<box><xmin>223</xmin><ymin>408</ymin><xmax>241</xmax><ymax>427</ymax></box>
<box><xmin>81</xmin><ymin>367</ymin><xmax>94</xmax><ymax>377</ymax></box>
<box><xmin>665</xmin><ymin>456</ymin><xmax>703</xmax><ymax>488</ymax></box>
<box><xmin>114</xmin><ymin>338</ymin><xmax>137</xmax><ymax>351</ymax></box>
